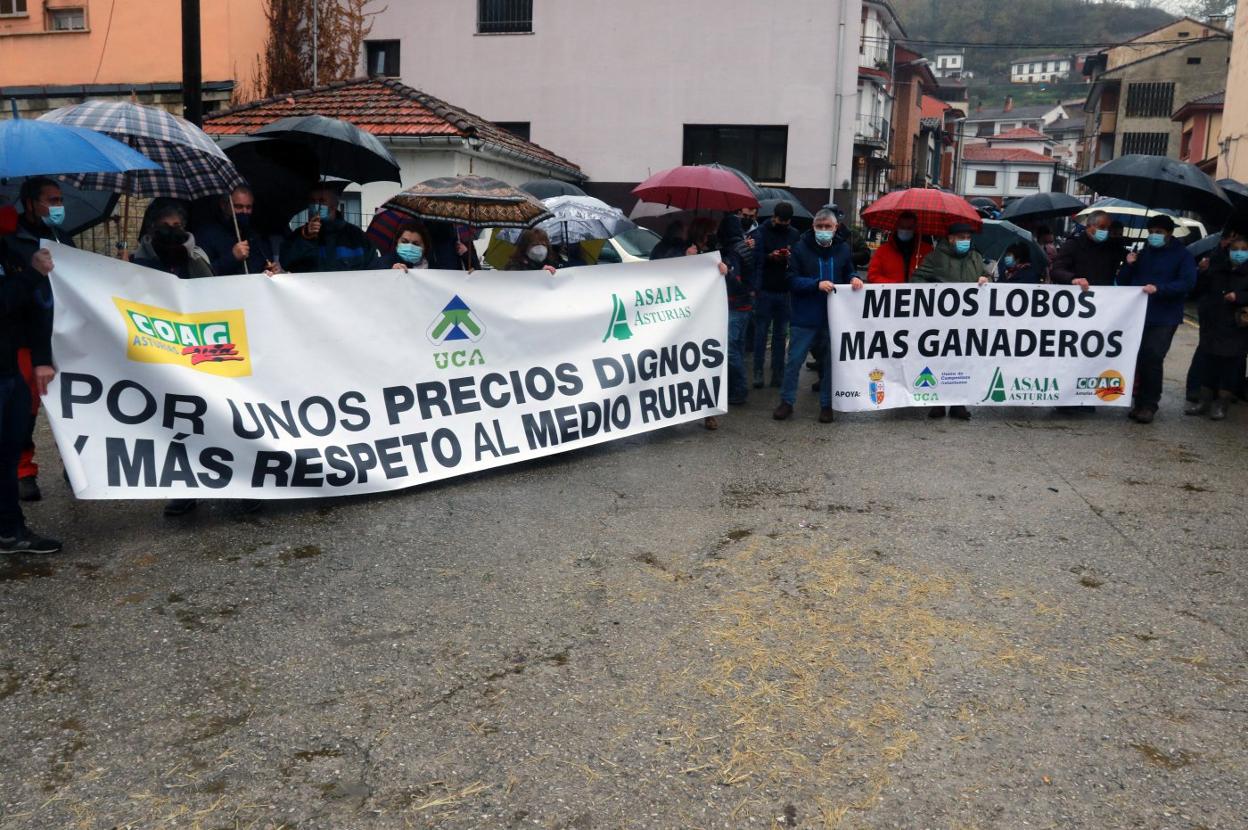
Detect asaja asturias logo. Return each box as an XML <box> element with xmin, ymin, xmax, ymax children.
<box><xmin>427</xmin><ymin>295</ymin><xmax>486</xmax><ymax>369</ymax></box>
<box><xmin>605</xmin><ymin>284</ymin><xmax>691</xmax><ymax>342</ymax></box>
<box><xmin>981</xmin><ymin>367</ymin><xmax>1060</xmax><ymax>403</ymax></box>
<box><xmin>1076</xmin><ymin>369</ymin><xmax>1126</xmax><ymax>402</ymax></box>
<box><xmin>114</xmin><ymin>298</ymin><xmax>249</xmax><ymax>377</ymax></box>
<box><xmin>869</xmin><ymin>369</ymin><xmax>886</xmax><ymax>406</ymax></box>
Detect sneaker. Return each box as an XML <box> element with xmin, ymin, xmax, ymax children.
<box><xmin>703</xmin><ymin>416</ymin><xmax>719</xmax><ymax>431</ymax></box>
<box><xmin>17</xmin><ymin>477</ymin><xmax>41</xmax><ymax>502</ymax></box>
<box><xmin>819</xmin><ymin>407</ymin><xmax>835</xmax><ymax>423</ymax></box>
<box><xmin>949</xmin><ymin>405</ymin><xmax>972</xmax><ymax>421</ymax></box>
<box><xmin>773</xmin><ymin>402</ymin><xmax>794</xmax><ymax>420</ymax></box>
<box><xmin>0</xmin><ymin>529</ymin><xmax>63</xmax><ymax>555</ymax></box>
<box><xmin>928</xmin><ymin>407</ymin><xmax>947</xmax><ymax>419</ymax></box>
<box><xmin>164</xmin><ymin>498</ymin><xmax>199</xmax><ymax>517</ymax></box>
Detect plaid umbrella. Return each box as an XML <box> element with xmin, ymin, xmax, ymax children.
<box><xmin>39</xmin><ymin>100</ymin><xmax>244</xmax><ymax>200</ymax></box>
<box><xmin>862</xmin><ymin>188</ymin><xmax>982</xmax><ymax>235</ymax></box>
<box><xmin>382</xmin><ymin>175</ymin><xmax>551</xmax><ymax>229</ymax></box>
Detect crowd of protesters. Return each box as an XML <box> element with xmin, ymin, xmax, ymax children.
<box><xmin>1</xmin><ymin>176</ymin><xmax>1245</xmax><ymax>556</ymax></box>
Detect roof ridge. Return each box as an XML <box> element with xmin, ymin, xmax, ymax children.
<box><xmin>205</xmin><ymin>76</ymin><xmax>374</xmax><ymax>121</ymax></box>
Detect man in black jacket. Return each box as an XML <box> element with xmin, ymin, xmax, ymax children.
<box><xmin>196</xmin><ymin>185</ymin><xmax>280</xmax><ymax>276</ymax></box>
<box><xmin>751</xmin><ymin>202</ymin><xmax>800</xmax><ymax>388</ymax></box>
<box><xmin>1050</xmin><ymin>210</ymin><xmax>1124</xmax><ymax>290</ymax></box>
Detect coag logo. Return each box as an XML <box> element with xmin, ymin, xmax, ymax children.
<box><xmin>114</xmin><ymin>298</ymin><xmax>250</xmax><ymax>377</ymax></box>
<box><xmin>604</xmin><ymin>293</ymin><xmax>634</xmax><ymax>342</ymax></box>
<box><xmin>868</xmin><ymin>369</ymin><xmax>886</xmax><ymax>406</ymax></box>
<box><xmin>1076</xmin><ymin>369</ymin><xmax>1126</xmax><ymax>401</ymax></box>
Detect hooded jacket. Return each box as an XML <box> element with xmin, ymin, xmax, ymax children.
<box><xmin>1117</xmin><ymin>237</ymin><xmax>1197</xmax><ymax>327</ymax></box>
<box><xmin>867</xmin><ymin>235</ymin><xmax>934</xmax><ymax>284</ymax></box>
<box><xmin>912</xmin><ymin>240</ymin><xmax>986</xmax><ymax>283</ymax></box>
<box><xmin>786</xmin><ymin>230</ymin><xmax>853</xmax><ymax>329</ymax></box>
<box><xmin>1050</xmin><ymin>232</ymin><xmax>1125</xmax><ymax>286</ymax></box>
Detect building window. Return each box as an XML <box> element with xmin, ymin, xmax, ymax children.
<box><xmin>1121</xmin><ymin>132</ymin><xmax>1170</xmax><ymax>156</ymax></box>
<box><xmin>1124</xmin><ymin>82</ymin><xmax>1175</xmax><ymax>118</ymax></box>
<box><xmin>0</xmin><ymin>0</ymin><xmax>27</xmax><ymax>15</ymax></box>
<box><xmin>682</xmin><ymin>125</ymin><xmax>789</xmax><ymax>183</ymax></box>
<box><xmin>1180</xmin><ymin>128</ymin><xmax>1194</xmax><ymax>159</ymax></box>
<box><xmin>1017</xmin><ymin>171</ymin><xmax>1040</xmax><ymax>188</ymax></box>
<box><xmin>47</xmin><ymin>7</ymin><xmax>85</xmax><ymax>29</ymax></box>
<box><xmin>494</xmin><ymin>122</ymin><xmax>531</xmax><ymax>141</ymax></box>
<box><xmin>974</xmin><ymin>170</ymin><xmax>997</xmax><ymax>187</ymax></box>
<box><xmin>1187</xmin><ymin>56</ymin><xmax>1202</xmax><ymax>65</ymax></box>
<box><xmin>477</xmin><ymin>0</ymin><xmax>532</xmax><ymax>34</ymax></box>
<box><xmin>1177</xmin><ymin>30</ymin><xmax>1190</xmax><ymax>38</ymax></box>
<box><xmin>976</xmin><ymin>123</ymin><xmax>995</xmax><ymax>137</ymax></box>
<box><xmin>999</xmin><ymin>123</ymin><xmax>1016</xmax><ymax>132</ymax></box>
<box><xmin>364</xmin><ymin>40</ymin><xmax>400</xmax><ymax>77</ymax></box>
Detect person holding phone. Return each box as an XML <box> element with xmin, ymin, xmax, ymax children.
<box><xmin>751</xmin><ymin>202</ymin><xmax>801</xmax><ymax>388</ymax></box>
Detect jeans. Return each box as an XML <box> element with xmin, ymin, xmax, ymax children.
<box><xmin>0</xmin><ymin>373</ymin><xmax>31</xmax><ymax>537</ymax></box>
<box><xmin>752</xmin><ymin>291</ymin><xmax>790</xmax><ymax>382</ymax></box>
<box><xmin>781</xmin><ymin>325</ymin><xmax>832</xmax><ymax>409</ymax></box>
<box><xmin>727</xmin><ymin>309</ymin><xmax>751</xmax><ymax>404</ymax></box>
<box><xmin>1134</xmin><ymin>324</ymin><xmax>1177</xmax><ymax>410</ymax></box>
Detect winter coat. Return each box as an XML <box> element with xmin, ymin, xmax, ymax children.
<box><xmin>650</xmin><ymin>238</ymin><xmax>689</xmax><ymax>260</ymax></box>
<box><xmin>1049</xmin><ymin>232</ymin><xmax>1125</xmax><ymax>286</ymax></box>
<box><xmin>787</xmin><ymin>230</ymin><xmax>853</xmax><ymax>329</ymax></box>
<box><xmin>131</xmin><ymin>234</ymin><xmax>215</xmax><ymax>279</ymax></box>
<box><xmin>753</xmin><ymin>221</ymin><xmax>802</xmax><ymax>293</ymax></box>
<box><xmin>867</xmin><ymin>236</ymin><xmax>933</xmax><ymax>284</ymax></box>
<box><xmin>912</xmin><ymin>240</ymin><xmax>986</xmax><ymax>283</ymax></box>
<box><xmin>1117</xmin><ymin>238</ymin><xmax>1198</xmax><ymax>327</ymax></box>
<box><xmin>995</xmin><ymin>260</ymin><xmax>1042</xmax><ymax>284</ymax></box>
<box><xmin>1194</xmin><ymin>258</ymin><xmax>1248</xmax><ymax>357</ymax></box>
<box><xmin>280</xmin><ymin>219</ymin><xmax>377</xmax><ymax>273</ymax></box>
<box><xmin>0</xmin><ymin>217</ymin><xmax>70</xmax><ymax>373</ymax></box>
<box><xmin>196</xmin><ymin>220</ymin><xmax>278</xmax><ymax>276</ymax></box>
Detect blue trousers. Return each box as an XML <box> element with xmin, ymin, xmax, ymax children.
<box><xmin>780</xmin><ymin>325</ymin><xmax>832</xmax><ymax>409</ymax></box>
<box><xmin>752</xmin><ymin>291</ymin><xmax>790</xmax><ymax>382</ymax></box>
<box><xmin>728</xmin><ymin>309</ymin><xmax>751</xmax><ymax>404</ymax></box>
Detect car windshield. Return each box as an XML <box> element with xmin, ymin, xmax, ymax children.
<box><xmin>613</xmin><ymin>227</ymin><xmax>661</xmax><ymax>258</ymax></box>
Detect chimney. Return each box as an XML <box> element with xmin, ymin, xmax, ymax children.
<box><xmin>1004</xmin><ymin>95</ymin><xmax>1014</xmax><ymax>113</ymax></box>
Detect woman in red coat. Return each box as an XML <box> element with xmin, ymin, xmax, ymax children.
<box><xmin>866</xmin><ymin>211</ymin><xmax>933</xmax><ymax>284</ymax></box>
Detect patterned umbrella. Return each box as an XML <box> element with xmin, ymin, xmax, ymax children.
<box><xmin>862</xmin><ymin>188</ymin><xmax>982</xmax><ymax>235</ymax></box>
<box><xmin>382</xmin><ymin>175</ymin><xmax>551</xmax><ymax>229</ymax></box>
<box><xmin>496</xmin><ymin>196</ymin><xmax>635</xmax><ymax>245</ymax></box>
<box><xmin>39</xmin><ymin>100</ymin><xmax>245</xmax><ymax>199</ymax></box>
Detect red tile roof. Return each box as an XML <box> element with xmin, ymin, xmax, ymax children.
<box><xmin>920</xmin><ymin>95</ymin><xmax>950</xmax><ymax>119</ymax></box>
<box><xmin>204</xmin><ymin>77</ymin><xmax>581</xmax><ymax>177</ymax></box>
<box><xmin>962</xmin><ymin>145</ymin><xmax>1056</xmax><ymax>163</ymax></box>
<box><xmin>992</xmin><ymin>126</ymin><xmax>1049</xmax><ymax>141</ymax></box>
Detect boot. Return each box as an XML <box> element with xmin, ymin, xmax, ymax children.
<box><xmin>1184</xmin><ymin>388</ymin><xmax>1213</xmax><ymax>416</ymax></box>
<box><xmin>1209</xmin><ymin>392</ymin><xmax>1231</xmax><ymax>421</ymax></box>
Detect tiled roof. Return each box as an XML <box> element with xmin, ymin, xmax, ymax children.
<box><xmin>992</xmin><ymin>127</ymin><xmax>1049</xmax><ymax>141</ymax></box>
<box><xmin>204</xmin><ymin>77</ymin><xmax>581</xmax><ymax>177</ymax></box>
<box><xmin>965</xmin><ymin>104</ymin><xmax>1058</xmax><ymax>122</ymax></box>
<box><xmin>1186</xmin><ymin>89</ymin><xmax>1225</xmax><ymax>106</ymax></box>
<box><xmin>920</xmin><ymin>96</ymin><xmax>950</xmax><ymax>119</ymax></box>
<box><xmin>962</xmin><ymin>145</ymin><xmax>1056</xmax><ymax>163</ymax></box>
<box><xmin>1045</xmin><ymin>117</ymin><xmax>1084</xmax><ymax>132</ymax></box>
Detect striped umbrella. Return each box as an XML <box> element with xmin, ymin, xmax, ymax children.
<box><xmin>39</xmin><ymin>100</ymin><xmax>244</xmax><ymax>200</ymax></box>
<box><xmin>862</xmin><ymin>188</ymin><xmax>982</xmax><ymax>236</ymax></box>
<box><xmin>382</xmin><ymin>175</ymin><xmax>551</xmax><ymax>229</ymax></box>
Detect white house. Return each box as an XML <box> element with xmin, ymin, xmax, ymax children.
<box><xmin>1010</xmin><ymin>54</ymin><xmax>1073</xmax><ymax>84</ymax></box>
<box><xmin>958</xmin><ymin>144</ymin><xmax>1060</xmax><ymax>204</ymax></box>
<box><xmin>359</xmin><ymin>0</ymin><xmax>862</xmax><ymax>210</ymax></box>
<box><xmin>963</xmin><ymin>99</ymin><xmax>1068</xmax><ymax>142</ymax></box>
<box><xmin>932</xmin><ymin>49</ymin><xmax>970</xmax><ymax>79</ymax></box>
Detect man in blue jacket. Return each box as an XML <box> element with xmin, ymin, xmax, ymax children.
<box><xmin>1117</xmin><ymin>214</ymin><xmax>1197</xmax><ymax>424</ymax></box>
<box><xmin>773</xmin><ymin>209</ymin><xmax>853</xmax><ymax>423</ymax></box>
<box><xmin>751</xmin><ymin>202</ymin><xmax>801</xmax><ymax>388</ymax></box>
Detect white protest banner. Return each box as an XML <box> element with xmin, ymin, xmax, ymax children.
<box><xmin>43</xmin><ymin>245</ymin><xmax>727</xmax><ymax>499</ymax></box>
<box><xmin>828</xmin><ymin>283</ymin><xmax>1148</xmax><ymax>411</ymax></box>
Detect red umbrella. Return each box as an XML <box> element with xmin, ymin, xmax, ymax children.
<box><xmin>632</xmin><ymin>165</ymin><xmax>759</xmax><ymax>212</ymax></box>
<box><xmin>862</xmin><ymin>189</ymin><xmax>982</xmax><ymax>236</ymax></box>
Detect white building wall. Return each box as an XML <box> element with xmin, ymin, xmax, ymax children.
<box><xmin>364</xmin><ymin>0</ymin><xmax>862</xmax><ymax>198</ymax></box>
<box><xmin>958</xmin><ymin>162</ymin><xmax>1056</xmax><ymax>199</ymax></box>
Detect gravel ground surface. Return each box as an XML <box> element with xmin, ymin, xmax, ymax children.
<box><xmin>1</xmin><ymin>323</ymin><xmax>1244</xmax><ymax>830</ymax></box>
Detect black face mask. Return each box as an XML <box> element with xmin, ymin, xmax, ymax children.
<box><xmin>152</xmin><ymin>226</ymin><xmax>190</xmax><ymax>263</ymax></box>
<box><xmin>234</xmin><ymin>212</ymin><xmax>252</xmax><ymax>235</ymax></box>
<box><xmin>740</xmin><ymin>216</ymin><xmax>756</xmax><ymax>230</ymax></box>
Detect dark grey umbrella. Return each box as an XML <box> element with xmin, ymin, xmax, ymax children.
<box><xmin>1187</xmin><ymin>231</ymin><xmax>1222</xmax><ymax>259</ymax></box>
<box><xmin>972</xmin><ymin>219</ymin><xmax>1046</xmax><ymax>267</ymax></box>
<box><xmin>253</xmin><ymin>115</ymin><xmax>400</xmax><ymax>184</ymax></box>
<box><xmin>1001</xmin><ymin>192</ymin><xmax>1085</xmax><ymax>223</ymax></box>
<box><xmin>520</xmin><ymin>179</ymin><xmax>586</xmax><ymax>199</ymax></box>
<box><xmin>758</xmin><ymin>198</ymin><xmax>814</xmax><ymax>227</ymax></box>
<box><xmin>1078</xmin><ymin>154</ymin><xmax>1230</xmax><ymax>220</ymax></box>
<box><xmin>1215</xmin><ymin>179</ymin><xmax>1248</xmax><ymax>210</ymax></box>
<box><xmin>0</xmin><ymin>177</ymin><xmax>118</xmax><ymax>236</ymax></box>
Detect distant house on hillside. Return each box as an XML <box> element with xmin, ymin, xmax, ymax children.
<box><xmin>1010</xmin><ymin>54</ymin><xmax>1073</xmax><ymax>84</ymax></box>
<box><xmin>963</xmin><ymin>97</ymin><xmax>1068</xmax><ymax>142</ymax></box>
<box><xmin>933</xmin><ymin>49</ymin><xmax>972</xmax><ymax>80</ymax></box>
<box><xmin>958</xmin><ymin>126</ymin><xmax>1069</xmax><ymax>205</ymax></box>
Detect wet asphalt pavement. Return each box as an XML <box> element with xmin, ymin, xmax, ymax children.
<box><xmin>1</xmin><ymin>323</ymin><xmax>1245</xmax><ymax>830</ymax></box>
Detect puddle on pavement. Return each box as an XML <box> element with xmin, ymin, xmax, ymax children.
<box><xmin>1131</xmin><ymin>743</ymin><xmax>1195</xmax><ymax>769</ymax></box>
<box><xmin>0</xmin><ymin>559</ymin><xmax>58</xmax><ymax>582</ymax></box>
<box><xmin>279</xmin><ymin>544</ymin><xmax>323</xmax><ymax>564</ymax></box>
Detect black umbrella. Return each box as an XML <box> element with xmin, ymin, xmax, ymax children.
<box><xmin>972</xmin><ymin>219</ymin><xmax>1046</xmax><ymax>268</ymax></box>
<box><xmin>253</xmin><ymin>115</ymin><xmax>400</xmax><ymax>184</ymax></box>
<box><xmin>968</xmin><ymin>197</ymin><xmax>998</xmax><ymax>209</ymax></box>
<box><xmin>758</xmin><ymin>198</ymin><xmax>814</xmax><ymax>229</ymax></box>
<box><xmin>0</xmin><ymin>177</ymin><xmax>117</xmax><ymax>236</ymax></box>
<box><xmin>1001</xmin><ymin>192</ymin><xmax>1085</xmax><ymax>223</ymax></box>
<box><xmin>520</xmin><ymin>179</ymin><xmax>586</xmax><ymax>199</ymax></box>
<box><xmin>1187</xmin><ymin>231</ymin><xmax>1222</xmax><ymax>259</ymax></box>
<box><xmin>1215</xmin><ymin>179</ymin><xmax>1248</xmax><ymax>210</ymax></box>
<box><xmin>1078</xmin><ymin>154</ymin><xmax>1230</xmax><ymax>220</ymax></box>
<box><xmin>219</xmin><ymin>136</ymin><xmax>320</xmax><ymax>234</ymax></box>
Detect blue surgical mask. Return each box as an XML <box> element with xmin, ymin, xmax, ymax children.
<box><xmin>45</xmin><ymin>205</ymin><xmax>66</xmax><ymax>227</ymax></box>
<box><xmin>310</xmin><ymin>204</ymin><xmax>331</xmax><ymax>221</ymax></box>
<box><xmin>1092</xmin><ymin>228</ymin><xmax>1109</xmax><ymax>243</ymax></box>
<box><xmin>814</xmin><ymin>230</ymin><xmax>836</xmax><ymax>246</ymax></box>
<box><xmin>396</xmin><ymin>242</ymin><xmax>423</xmax><ymax>264</ymax></box>
<box><xmin>1147</xmin><ymin>232</ymin><xmax>1166</xmax><ymax>248</ymax></box>
<box><xmin>1002</xmin><ymin>255</ymin><xmax>1016</xmax><ymax>268</ymax></box>
<box><xmin>1231</xmin><ymin>249</ymin><xmax>1248</xmax><ymax>266</ymax></box>
<box><xmin>954</xmin><ymin>239</ymin><xmax>972</xmax><ymax>255</ymax></box>
<box><xmin>895</xmin><ymin>229</ymin><xmax>914</xmax><ymax>242</ymax></box>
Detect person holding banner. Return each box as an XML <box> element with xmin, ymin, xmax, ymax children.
<box><xmin>912</xmin><ymin>221</ymin><xmax>991</xmax><ymax>420</ymax></box>
<box><xmin>865</xmin><ymin>212</ymin><xmax>932</xmax><ymax>284</ymax></box>
<box><xmin>131</xmin><ymin>200</ymin><xmax>214</xmax><ymax>279</ymax></box>
<box><xmin>504</xmin><ymin>228</ymin><xmax>559</xmax><ymax>274</ymax></box>
<box><xmin>1050</xmin><ymin>211</ymin><xmax>1124</xmax><ymax>292</ymax></box>
<box><xmin>196</xmin><ymin>186</ymin><xmax>281</xmax><ymax>277</ymax></box>
<box><xmin>375</xmin><ymin>223</ymin><xmax>432</xmax><ymax>272</ymax></box>
<box><xmin>773</xmin><ymin>209</ymin><xmax>852</xmax><ymax>424</ymax></box>
<box><xmin>281</xmin><ymin>184</ymin><xmax>378</xmax><ymax>273</ymax></box>
<box><xmin>1118</xmin><ymin>215</ymin><xmax>1198</xmax><ymax>424</ymax></box>
<box><xmin>994</xmin><ymin>243</ymin><xmax>1042</xmax><ymax>284</ymax></box>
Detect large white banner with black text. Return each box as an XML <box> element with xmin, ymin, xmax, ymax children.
<box><xmin>828</xmin><ymin>283</ymin><xmax>1148</xmax><ymax>411</ymax></box>
<box><xmin>43</xmin><ymin>245</ymin><xmax>727</xmax><ymax>498</ymax></box>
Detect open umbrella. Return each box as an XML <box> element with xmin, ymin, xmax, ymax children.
<box><xmin>972</xmin><ymin>219</ymin><xmax>1046</xmax><ymax>267</ymax></box>
<box><xmin>632</xmin><ymin>165</ymin><xmax>759</xmax><ymax>212</ymax></box>
<box><xmin>0</xmin><ymin>117</ymin><xmax>161</xmax><ymax>179</ymax></box>
<box><xmin>1000</xmin><ymin>192</ymin><xmax>1085</xmax><ymax>224</ymax></box>
<box><xmin>0</xmin><ymin>178</ymin><xmax>118</xmax><ymax>237</ymax></box>
<box><xmin>696</xmin><ymin>163</ymin><xmax>765</xmax><ymax>200</ymax></box>
<box><xmin>219</xmin><ymin>135</ymin><xmax>320</xmax><ymax>234</ymax></box>
<box><xmin>1215</xmin><ymin>179</ymin><xmax>1248</xmax><ymax>210</ymax></box>
<box><xmin>497</xmin><ymin>195</ymin><xmax>635</xmax><ymax>246</ymax></box>
<box><xmin>1078</xmin><ymin>154</ymin><xmax>1230</xmax><ymax>220</ymax></box>
<box><xmin>1075</xmin><ymin>199</ymin><xmax>1205</xmax><ymax>240</ymax></box>
<box><xmin>862</xmin><ymin>188</ymin><xmax>981</xmax><ymax>236</ymax></box>
<box><xmin>40</xmin><ymin>100</ymin><xmax>244</xmax><ymax>200</ymax></box>
<box><xmin>758</xmin><ymin>197</ymin><xmax>814</xmax><ymax>224</ymax></box>
<box><xmin>382</xmin><ymin>175</ymin><xmax>551</xmax><ymax>229</ymax></box>
<box><xmin>1187</xmin><ymin>232</ymin><xmax>1222</xmax><ymax>259</ymax></box>
<box><xmin>520</xmin><ymin>179</ymin><xmax>587</xmax><ymax>199</ymax></box>
<box><xmin>252</xmin><ymin>115</ymin><xmax>400</xmax><ymax>184</ymax></box>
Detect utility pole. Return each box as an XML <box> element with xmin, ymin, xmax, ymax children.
<box><xmin>181</xmin><ymin>0</ymin><xmax>203</xmax><ymax>126</ymax></box>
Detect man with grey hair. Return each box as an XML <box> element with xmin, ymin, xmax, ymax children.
<box><xmin>1050</xmin><ymin>210</ymin><xmax>1125</xmax><ymax>291</ymax></box>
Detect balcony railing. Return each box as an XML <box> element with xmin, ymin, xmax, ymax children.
<box><xmin>856</xmin><ymin>115</ymin><xmax>890</xmax><ymax>145</ymax></box>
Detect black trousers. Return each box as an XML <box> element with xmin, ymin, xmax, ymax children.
<box><xmin>1134</xmin><ymin>324</ymin><xmax>1177</xmax><ymax>410</ymax></box>
<box><xmin>1196</xmin><ymin>350</ymin><xmax>1245</xmax><ymax>394</ymax></box>
<box><xmin>0</xmin><ymin>372</ymin><xmax>31</xmax><ymax>537</ymax></box>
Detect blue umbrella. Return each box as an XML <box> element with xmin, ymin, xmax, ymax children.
<box><xmin>0</xmin><ymin>117</ymin><xmax>161</xmax><ymax>179</ymax></box>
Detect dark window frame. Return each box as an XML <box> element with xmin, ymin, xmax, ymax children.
<box><xmin>477</xmin><ymin>0</ymin><xmax>533</xmax><ymax>34</ymax></box>
<box><xmin>974</xmin><ymin>170</ymin><xmax>997</xmax><ymax>187</ymax></box>
<box><xmin>681</xmin><ymin>124</ymin><xmax>789</xmax><ymax>183</ymax></box>
<box><xmin>1016</xmin><ymin>171</ymin><xmax>1041</xmax><ymax>189</ymax></box>
<box><xmin>0</xmin><ymin>0</ymin><xmax>28</xmax><ymax>15</ymax></box>
<box><xmin>1121</xmin><ymin>131</ymin><xmax>1170</xmax><ymax>156</ymax></box>
<box><xmin>364</xmin><ymin>39</ymin><xmax>400</xmax><ymax>77</ymax></box>
<box><xmin>1124</xmin><ymin>81</ymin><xmax>1175</xmax><ymax>118</ymax></box>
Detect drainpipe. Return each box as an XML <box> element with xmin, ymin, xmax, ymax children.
<box><xmin>830</xmin><ymin>0</ymin><xmax>850</xmax><ymax>205</ymax></box>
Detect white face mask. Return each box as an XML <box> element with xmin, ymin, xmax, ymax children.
<box><xmin>527</xmin><ymin>245</ymin><xmax>548</xmax><ymax>263</ymax></box>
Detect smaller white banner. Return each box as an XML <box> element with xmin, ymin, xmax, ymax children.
<box><xmin>828</xmin><ymin>284</ymin><xmax>1148</xmax><ymax>411</ymax></box>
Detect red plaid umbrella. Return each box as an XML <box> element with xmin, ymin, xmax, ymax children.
<box><xmin>632</xmin><ymin>165</ymin><xmax>759</xmax><ymax>212</ymax></box>
<box><xmin>862</xmin><ymin>189</ymin><xmax>982</xmax><ymax>235</ymax></box>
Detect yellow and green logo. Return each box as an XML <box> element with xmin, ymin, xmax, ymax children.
<box><xmin>113</xmin><ymin>297</ymin><xmax>251</xmax><ymax>377</ymax></box>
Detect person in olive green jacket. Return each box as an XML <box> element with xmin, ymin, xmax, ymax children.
<box><xmin>912</xmin><ymin>221</ymin><xmax>991</xmax><ymax>420</ymax></box>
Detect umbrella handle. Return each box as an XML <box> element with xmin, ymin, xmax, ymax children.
<box><xmin>230</xmin><ymin>209</ymin><xmax>249</xmax><ymax>275</ymax></box>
